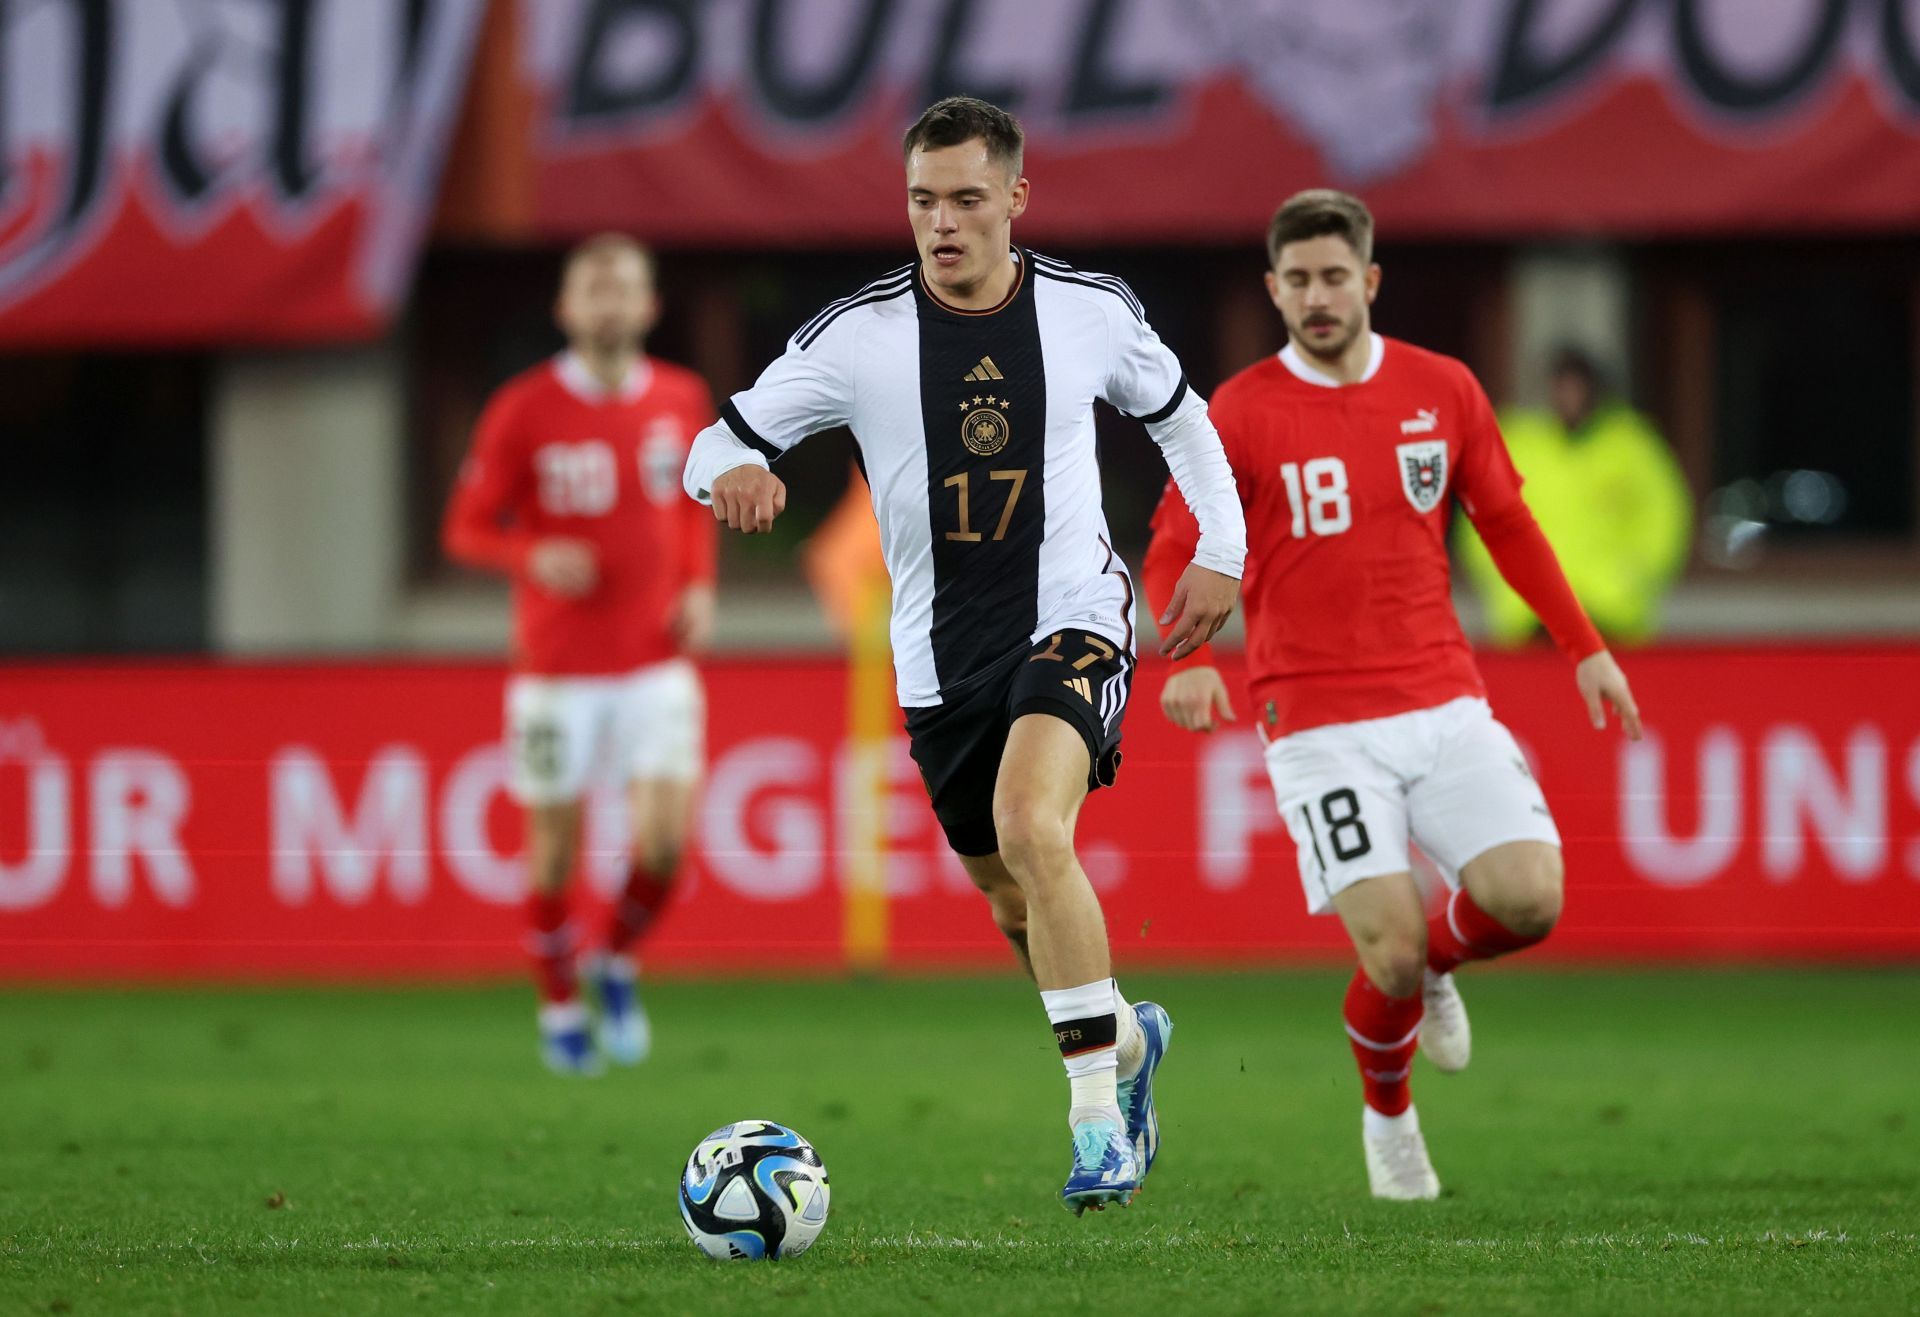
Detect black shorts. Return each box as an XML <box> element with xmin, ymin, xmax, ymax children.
<box><xmin>904</xmin><ymin>628</ymin><xmax>1134</xmax><ymax>857</ymax></box>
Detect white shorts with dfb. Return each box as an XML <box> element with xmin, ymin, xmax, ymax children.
<box><xmin>1262</xmin><ymin>696</ymin><xmax>1560</xmax><ymax>915</ymax></box>
<box><xmin>505</xmin><ymin>659</ymin><xmax>704</xmax><ymax>805</ymax></box>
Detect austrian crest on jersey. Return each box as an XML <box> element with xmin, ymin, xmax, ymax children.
<box><xmin>1396</xmin><ymin>439</ymin><xmax>1448</xmax><ymax>513</ymax></box>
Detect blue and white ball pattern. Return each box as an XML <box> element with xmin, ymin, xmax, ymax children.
<box><xmin>679</xmin><ymin>1120</ymin><xmax>831</xmax><ymax>1260</ymax></box>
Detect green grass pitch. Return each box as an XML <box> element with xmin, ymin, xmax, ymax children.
<box><xmin>2</xmin><ymin>970</ymin><xmax>1916</xmax><ymax>1315</ymax></box>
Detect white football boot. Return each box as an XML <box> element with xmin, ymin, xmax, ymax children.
<box><xmin>1419</xmin><ymin>970</ymin><xmax>1471</xmax><ymax>1073</ymax></box>
<box><xmin>585</xmin><ymin>952</ymin><xmax>651</xmax><ymax>1065</ymax></box>
<box><xmin>1363</xmin><ymin>1107</ymin><xmax>1441</xmax><ymax>1201</ymax></box>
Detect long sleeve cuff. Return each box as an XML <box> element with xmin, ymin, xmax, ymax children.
<box><xmin>682</xmin><ymin>420</ymin><xmax>770</xmax><ymax>504</ymax></box>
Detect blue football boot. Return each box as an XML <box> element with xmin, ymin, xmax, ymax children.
<box><xmin>538</xmin><ymin>1002</ymin><xmax>602</xmax><ymax>1077</ymax></box>
<box><xmin>585</xmin><ymin>953</ymin><xmax>651</xmax><ymax>1065</ymax></box>
<box><xmin>1060</xmin><ymin>1117</ymin><xmax>1139</xmax><ymax>1214</ymax></box>
<box><xmin>1117</xmin><ymin>1001</ymin><xmax>1173</xmax><ymax>1180</ymax></box>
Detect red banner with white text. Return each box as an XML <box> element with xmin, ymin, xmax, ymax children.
<box><xmin>0</xmin><ymin>0</ymin><xmax>485</xmax><ymax>347</ymax></box>
<box><xmin>13</xmin><ymin>2</ymin><xmax>1920</xmax><ymax>345</ymax></box>
<box><xmin>436</xmin><ymin>0</ymin><xmax>1920</xmax><ymax>247</ymax></box>
<box><xmin>1</xmin><ymin>646</ymin><xmax>1917</xmax><ymax>980</ymax></box>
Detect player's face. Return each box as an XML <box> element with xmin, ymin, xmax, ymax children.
<box><xmin>906</xmin><ymin>140</ymin><xmax>1029</xmax><ymax>300</ymax></box>
<box><xmin>1551</xmin><ymin>368</ymin><xmax>1593</xmax><ymax>430</ymax></box>
<box><xmin>556</xmin><ymin>251</ymin><xmax>658</xmax><ymax>355</ymax></box>
<box><xmin>1266</xmin><ymin>235</ymin><xmax>1380</xmax><ymax>365</ymax></box>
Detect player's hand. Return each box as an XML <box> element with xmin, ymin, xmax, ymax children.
<box><xmin>1157</xmin><ymin>563</ymin><xmax>1239</xmax><ymax>660</ymax></box>
<box><xmin>526</xmin><ymin>537</ymin><xmax>598</xmax><ymax>597</ymax></box>
<box><xmin>671</xmin><ymin>583</ymin><xmax>716</xmax><ymax>653</ymax></box>
<box><xmin>711</xmin><ymin>465</ymin><xmax>787</xmax><ymax>534</ymax></box>
<box><xmin>1161</xmin><ymin>666</ymin><xmax>1236</xmax><ymax>734</ymax></box>
<box><xmin>1575</xmin><ymin>649</ymin><xmax>1643</xmax><ymax>740</ymax></box>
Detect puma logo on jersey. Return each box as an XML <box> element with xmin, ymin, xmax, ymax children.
<box><xmin>1062</xmin><ymin>676</ymin><xmax>1093</xmax><ymax>703</ymax></box>
<box><xmin>963</xmin><ymin>356</ymin><xmax>1005</xmax><ymax>382</ymax></box>
<box><xmin>1399</xmin><ymin>407</ymin><xmax>1438</xmax><ymax>434</ymax></box>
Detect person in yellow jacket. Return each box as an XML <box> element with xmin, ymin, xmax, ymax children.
<box><xmin>1457</xmin><ymin>347</ymin><xmax>1692</xmax><ymax>646</ymax></box>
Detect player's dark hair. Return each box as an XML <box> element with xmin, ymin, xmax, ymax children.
<box><xmin>563</xmin><ymin>232</ymin><xmax>655</xmax><ymax>285</ymax></box>
<box><xmin>902</xmin><ymin>96</ymin><xmax>1024</xmax><ymax>177</ymax></box>
<box><xmin>1266</xmin><ymin>189</ymin><xmax>1374</xmax><ymax>269</ymax></box>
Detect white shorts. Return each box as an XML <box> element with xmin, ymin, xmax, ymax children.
<box><xmin>1262</xmin><ymin>696</ymin><xmax>1560</xmax><ymax>915</ymax></box>
<box><xmin>505</xmin><ymin>659</ymin><xmax>705</xmax><ymax>806</ymax></box>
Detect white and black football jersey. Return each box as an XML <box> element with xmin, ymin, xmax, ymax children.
<box><xmin>685</xmin><ymin>249</ymin><xmax>1245</xmax><ymax>707</ymax></box>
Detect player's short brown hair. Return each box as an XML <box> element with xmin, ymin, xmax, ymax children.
<box><xmin>1266</xmin><ymin>190</ymin><xmax>1374</xmax><ymax>269</ymax></box>
<box><xmin>902</xmin><ymin>96</ymin><xmax>1024</xmax><ymax>177</ymax></box>
<box><xmin>562</xmin><ymin>232</ymin><xmax>655</xmax><ymax>286</ymax></box>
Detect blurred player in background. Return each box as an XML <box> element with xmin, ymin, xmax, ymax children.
<box><xmin>1144</xmin><ymin>190</ymin><xmax>1642</xmax><ymax>1199</ymax></box>
<box><xmin>1457</xmin><ymin>345</ymin><xmax>1693</xmax><ymax>646</ymax></box>
<box><xmin>443</xmin><ymin>234</ymin><xmax>717</xmax><ymax>1075</ymax></box>
<box><xmin>683</xmin><ymin>97</ymin><xmax>1245</xmax><ymax>1212</ymax></box>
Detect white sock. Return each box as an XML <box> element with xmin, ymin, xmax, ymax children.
<box><xmin>538</xmin><ymin>1000</ymin><xmax>588</xmax><ymax>1032</ymax></box>
<box><xmin>1041</xmin><ymin>979</ymin><xmax>1122</xmax><ymax>1128</ymax></box>
<box><xmin>1114</xmin><ymin>985</ymin><xmax>1145</xmax><ymax>1080</ymax></box>
<box><xmin>1363</xmin><ymin>1104</ymin><xmax>1420</xmax><ymax>1140</ymax></box>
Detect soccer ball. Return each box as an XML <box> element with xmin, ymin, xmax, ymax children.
<box><xmin>678</xmin><ymin>1120</ymin><xmax>830</xmax><ymax>1260</ymax></box>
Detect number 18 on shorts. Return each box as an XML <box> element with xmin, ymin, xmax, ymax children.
<box><xmin>1262</xmin><ymin>697</ymin><xmax>1561</xmax><ymax>914</ymax></box>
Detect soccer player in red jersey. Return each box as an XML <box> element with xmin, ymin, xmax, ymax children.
<box><xmin>443</xmin><ymin>234</ymin><xmax>718</xmax><ymax>1075</ymax></box>
<box><xmin>1142</xmin><ymin>191</ymin><xmax>1644</xmax><ymax>1198</ymax></box>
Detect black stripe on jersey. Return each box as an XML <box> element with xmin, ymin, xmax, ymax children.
<box><xmin>794</xmin><ymin>262</ymin><xmax>913</xmax><ymax>340</ymax></box>
<box><xmin>1132</xmin><ymin>374</ymin><xmax>1189</xmax><ymax>425</ymax></box>
<box><xmin>1030</xmin><ymin>255</ymin><xmax>1146</xmax><ymax>322</ymax></box>
<box><xmin>720</xmin><ymin>400</ymin><xmax>782</xmax><ymax>462</ymax></box>
<box><xmin>1030</xmin><ymin>252</ymin><xmax>1142</xmax><ymax>311</ymax></box>
<box><xmin>916</xmin><ymin>256</ymin><xmax>1047</xmax><ymax>695</ymax></box>
<box><xmin>1031</xmin><ymin>263</ymin><xmax>1147</xmax><ymax>325</ymax></box>
<box><xmin>795</xmin><ymin>266</ymin><xmax>915</xmax><ymax>350</ymax></box>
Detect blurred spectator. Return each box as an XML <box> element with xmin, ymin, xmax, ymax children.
<box><xmin>1457</xmin><ymin>347</ymin><xmax>1692</xmax><ymax>646</ymax></box>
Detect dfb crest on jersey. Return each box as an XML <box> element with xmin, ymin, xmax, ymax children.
<box><xmin>961</xmin><ymin>396</ymin><xmax>1011</xmax><ymax>456</ymax></box>
<box><xmin>1396</xmin><ymin>440</ymin><xmax>1448</xmax><ymax>513</ymax></box>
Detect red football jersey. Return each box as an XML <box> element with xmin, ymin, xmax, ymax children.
<box><xmin>1146</xmin><ymin>335</ymin><xmax>1599</xmax><ymax>736</ymax></box>
<box><xmin>443</xmin><ymin>353</ymin><xmax>718</xmax><ymax>675</ymax></box>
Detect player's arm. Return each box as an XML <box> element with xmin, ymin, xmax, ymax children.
<box><xmin>684</xmin><ymin>317</ymin><xmax>855</xmax><ymax>535</ymax></box>
<box><xmin>1142</xmin><ymin>478</ymin><xmax>1237</xmax><ymax>734</ymax></box>
<box><xmin>1101</xmin><ymin>295</ymin><xmax>1246</xmax><ymax>654</ymax></box>
<box><xmin>1456</xmin><ymin>378</ymin><xmax>1642</xmax><ymax>739</ymax></box>
<box><xmin>442</xmin><ymin>389</ymin><xmax>535</xmax><ymax>575</ymax></box>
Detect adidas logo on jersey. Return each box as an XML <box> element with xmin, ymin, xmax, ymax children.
<box><xmin>1062</xmin><ymin>676</ymin><xmax>1093</xmax><ymax>704</ymax></box>
<box><xmin>963</xmin><ymin>356</ymin><xmax>1005</xmax><ymax>382</ymax></box>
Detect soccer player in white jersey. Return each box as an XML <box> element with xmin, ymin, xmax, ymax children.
<box><xmin>683</xmin><ymin>97</ymin><xmax>1246</xmax><ymax>1212</ymax></box>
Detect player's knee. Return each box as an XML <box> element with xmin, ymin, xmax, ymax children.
<box><xmin>637</xmin><ymin>838</ymin><xmax>683</xmax><ymax>878</ymax></box>
<box><xmin>527</xmin><ymin>833</ymin><xmax>576</xmax><ymax>892</ymax></box>
<box><xmin>989</xmin><ymin>891</ymin><xmax>1028</xmax><ymax>939</ymax></box>
<box><xmin>1365</xmin><ymin>947</ymin><xmax>1427</xmax><ymax>999</ymax></box>
<box><xmin>1490</xmin><ymin>850</ymin><xmax>1564</xmax><ymax>939</ymax></box>
<box><xmin>961</xmin><ymin>860</ymin><xmax>1028</xmax><ymax>933</ymax></box>
<box><xmin>1354</xmin><ymin>927</ymin><xmax>1427</xmax><ymax>999</ymax></box>
<box><xmin>991</xmin><ymin>802</ymin><xmax>1072</xmax><ymax>880</ymax></box>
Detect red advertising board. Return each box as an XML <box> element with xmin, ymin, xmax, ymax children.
<box><xmin>1</xmin><ymin>645</ymin><xmax>1917</xmax><ymax>981</ymax></box>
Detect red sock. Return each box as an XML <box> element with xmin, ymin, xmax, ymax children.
<box><xmin>604</xmin><ymin>861</ymin><xmax>676</xmax><ymax>956</ymax></box>
<box><xmin>1344</xmin><ymin>968</ymin><xmax>1422</xmax><ymax>1117</ymax></box>
<box><xmin>525</xmin><ymin>891</ymin><xmax>578</xmax><ymax>1004</ymax></box>
<box><xmin>1427</xmin><ymin>889</ymin><xmax>1546</xmax><ymax>976</ymax></box>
